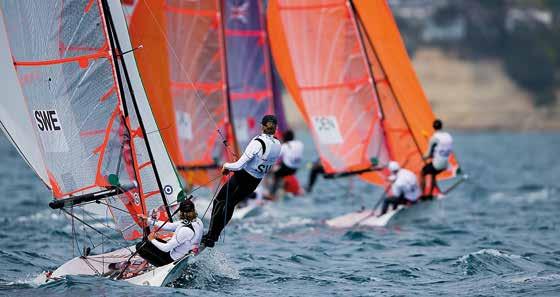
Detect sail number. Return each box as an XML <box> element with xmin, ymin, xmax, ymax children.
<box><xmin>34</xmin><ymin>110</ymin><xmax>61</xmax><ymax>131</ymax></box>
<box><xmin>311</xmin><ymin>116</ymin><xmax>343</xmax><ymax>145</ymax></box>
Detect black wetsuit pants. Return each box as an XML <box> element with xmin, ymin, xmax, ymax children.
<box><xmin>136</xmin><ymin>239</ymin><xmax>173</xmax><ymax>267</ymax></box>
<box><xmin>271</xmin><ymin>162</ymin><xmax>297</xmax><ymax>195</ymax></box>
<box><xmin>306</xmin><ymin>162</ymin><xmax>325</xmax><ymax>193</ymax></box>
<box><xmin>206</xmin><ymin>170</ymin><xmax>261</xmax><ymax>243</ymax></box>
<box><xmin>380</xmin><ymin>195</ymin><xmax>410</xmax><ymax>216</ymax></box>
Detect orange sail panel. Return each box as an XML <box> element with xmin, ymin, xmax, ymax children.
<box><xmin>165</xmin><ymin>0</ymin><xmax>232</xmax><ymax>173</ymax></box>
<box><xmin>352</xmin><ymin>0</ymin><xmax>459</xmax><ymax>180</ymax></box>
<box><xmin>267</xmin><ymin>0</ymin><xmax>389</xmax><ymax>185</ymax></box>
<box><xmin>125</xmin><ymin>0</ymin><xmax>233</xmax><ymax>186</ymax></box>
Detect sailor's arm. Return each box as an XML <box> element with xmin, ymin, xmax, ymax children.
<box><xmin>150</xmin><ymin>228</ymin><xmax>194</xmax><ymax>252</ymax></box>
<box><xmin>390</xmin><ymin>179</ymin><xmax>403</xmax><ymax>197</ymax></box>
<box><xmin>223</xmin><ymin>139</ymin><xmax>260</xmax><ymax>171</ymax></box>
<box><xmin>423</xmin><ymin>137</ymin><xmax>438</xmax><ymax>159</ymax></box>
<box><xmin>147</xmin><ymin>218</ymin><xmax>181</xmax><ymax>232</ymax></box>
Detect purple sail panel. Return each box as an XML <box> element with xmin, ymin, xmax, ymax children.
<box><xmin>224</xmin><ymin>0</ymin><xmax>276</xmax><ymax>149</ymax></box>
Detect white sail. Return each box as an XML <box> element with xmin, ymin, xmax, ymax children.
<box><xmin>0</xmin><ymin>12</ymin><xmax>49</xmax><ymax>187</ymax></box>
<box><xmin>106</xmin><ymin>0</ymin><xmax>184</xmax><ymax>206</ymax></box>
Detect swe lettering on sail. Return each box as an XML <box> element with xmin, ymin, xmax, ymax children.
<box><xmin>34</xmin><ymin>110</ymin><xmax>61</xmax><ymax>131</ymax></box>
<box><xmin>32</xmin><ymin>109</ymin><xmax>69</xmax><ymax>153</ymax></box>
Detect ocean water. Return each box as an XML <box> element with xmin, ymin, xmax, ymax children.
<box><xmin>0</xmin><ymin>132</ymin><xmax>559</xmax><ymax>296</ymax></box>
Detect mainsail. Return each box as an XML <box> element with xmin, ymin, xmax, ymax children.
<box><xmin>267</xmin><ymin>0</ymin><xmax>459</xmax><ymax>187</ymax></box>
<box><xmin>267</xmin><ymin>0</ymin><xmax>390</xmax><ymax>185</ymax></box>
<box><xmin>0</xmin><ymin>0</ymin><xmax>183</xmax><ymax>240</ymax></box>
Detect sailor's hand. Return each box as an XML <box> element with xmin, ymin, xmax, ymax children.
<box><xmin>221</xmin><ymin>166</ymin><xmax>230</xmax><ymax>175</ymax></box>
<box><xmin>148</xmin><ymin>231</ymin><xmax>156</xmax><ymax>241</ymax></box>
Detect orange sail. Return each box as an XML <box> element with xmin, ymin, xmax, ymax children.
<box><xmin>267</xmin><ymin>0</ymin><xmax>459</xmax><ymax>188</ymax></box>
<box><xmin>124</xmin><ymin>0</ymin><xmax>235</xmax><ymax>186</ymax></box>
<box><xmin>352</xmin><ymin>0</ymin><xmax>459</xmax><ymax>181</ymax></box>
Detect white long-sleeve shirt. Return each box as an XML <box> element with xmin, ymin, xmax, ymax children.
<box><xmin>280</xmin><ymin>140</ymin><xmax>304</xmax><ymax>169</ymax></box>
<box><xmin>223</xmin><ymin>133</ymin><xmax>281</xmax><ymax>179</ymax></box>
<box><xmin>390</xmin><ymin>169</ymin><xmax>421</xmax><ymax>202</ymax></box>
<box><xmin>149</xmin><ymin>218</ymin><xmax>203</xmax><ymax>260</ymax></box>
<box><xmin>424</xmin><ymin>131</ymin><xmax>453</xmax><ymax>170</ymax></box>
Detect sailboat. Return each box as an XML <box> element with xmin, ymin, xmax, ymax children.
<box><xmin>123</xmin><ymin>0</ymin><xmax>290</xmax><ymax>216</ymax></box>
<box><xmin>267</xmin><ymin>0</ymin><xmax>464</xmax><ymax>227</ymax></box>
<box><xmin>0</xmin><ymin>0</ymin><xmax>195</xmax><ymax>286</ymax></box>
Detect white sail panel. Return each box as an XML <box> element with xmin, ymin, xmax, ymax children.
<box><xmin>106</xmin><ymin>0</ymin><xmax>184</xmax><ymax>208</ymax></box>
<box><xmin>0</xmin><ymin>12</ymin><xmax>49</xmax><ymax>187</ymax></box>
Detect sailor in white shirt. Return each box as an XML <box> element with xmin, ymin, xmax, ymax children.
<box><xmin>201</xmin><ymin>115</ymin><xmax>282</xmax><ymax>249</ymax></box>
<box><xmin>271</xmin><ymin>129</ymin><xmax>304</xmax><ymax>196</ymax></box>
<box><xmin>421</xmin><ymin>119</ymin><xmax>453</xmax><ymax>196</ymax></box>
<box><xmin>136</xmin><ymin>199</ymin><xmax>203</xmax><ymax>267</ymax></box>
<box><xmin>379</xmin><ymin>161</ymin><xmax>421</xmax><ymax>216</ymax></box>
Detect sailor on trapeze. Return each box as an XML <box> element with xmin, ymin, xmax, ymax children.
<box><xmin>201</xmin><ymin>115</ymin><xmax>282</xmax><ymax>249</ymax></box>
<box><xmin>420</xmin><ymin>119</ymin><xmax>454</xmax><ymax>197</ymax></box>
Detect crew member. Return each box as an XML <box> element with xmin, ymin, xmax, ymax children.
<box><xmin>421</xmin><ymin>119</ymin><xmax>453</xmax><ymax>197</ymax></box>
<box><xmin>271</xmin><ymin>129</ymin><xmax>304</xmax><ymax>196</ymax></box>
<box><xmin>379</xmin><ymin>161</ymin><xmax>421</xmax><ymax>216</ymax></box>
<box><xmin>201</xmin><ymin>115</ymin><xmax>282</xmax><ymax>248</ymax></box>
<box><xmin>136</xmin><ymin>199</ymin><xmax>203</xmax><ymax>267</ymax></box>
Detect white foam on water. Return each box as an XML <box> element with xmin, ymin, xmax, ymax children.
<box><xmin>488</xmin><ymin>189</ymin><xmax>550</xmax><ymax>204</ymax></box>
<box><xmin>458</xmin><ymin>248</ymin><xmax>522</xmax><ymax>263</ymax></box>
<box><xmin>193</xmin><ymin>249</ymin><xmax>240</xmax><ymax>280</ymax></box>
<box><xmin>510</xmin><ymin>273</ymin><xmax>560</xmax><ymax>284</ymax></box>
<box><xmin>15</xmin><ymin>210</ymin><xmax>63</xmax><ymax>223</ymax></box>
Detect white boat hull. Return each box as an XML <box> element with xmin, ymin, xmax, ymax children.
<box><xmin>40</xmin><ymin>245</ymin><xmax>192</xmax><ymax>287</ymax></box>
<box><xmin>326</xmin><ymin>195</ymin><xmax>444</xmax><ymax>228</ymax></box>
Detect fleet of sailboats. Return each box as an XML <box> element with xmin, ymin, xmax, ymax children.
<box><xmin>0</xmin><ymin>0</ymin><xmax>464</xmax><ymax>287</ymax></box>
<box><xmin>267</xmin><ymin>0</ymin><xmax>464</xmax><ymax>227</ymax></box>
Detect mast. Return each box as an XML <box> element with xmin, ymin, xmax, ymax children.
<box><xmin>349</xmin><ymin>0</ymin><xmax>425</xmax><ymax>159</ymax></box>
<box><xmin>101</xmin><ymin>0</ymin><xmax>173</xmax><ymax>221</ymax></box>
<box><xmin>347</xmin><ymin>0</ymin><xmax>393</xmax><ymax>162</ymax></box>
<box><xmin>219</xmin><ymin>0</ymin><xmax>240</xmax><ymax>157</ymax></box>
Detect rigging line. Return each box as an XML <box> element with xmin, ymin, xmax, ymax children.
<box><xmin>202</xmin><ymin>175</ymin><xmax>225</xmax><ymax>221</ymax></box>
<box><xmin>187</xmin><ymin>172</ymin><xmax>225</xmax><ymax>196</ymax></box>
<box><xmin>60</xmin><ymin>208</ymin><xmax>133</xmax><ymax>252</ymax></box>
<box><xmin>139</xmin><ymin>0</ymin><xmax>230</xmax><ymax>145</ymax></box>
<box><xmin>223</xmin><ymin>172</ymin><xmax>231</xmax><ymax>244</ymax></box>
<box><xmin>77</xmin><ymin>199</ymin><xmax>131</xmax><ymax>216</ymax></box>
<box><xmin>115</xmin><ymin>206</ymin><xmax>183</xmax><ymax>280</ymax></box>
<box><xmin>70</xmin><ymin>207</ymin><xmax>77</xmax><ymax>257</ymax></box>
<box><xmin>78</xmin><ymin>204</ymin><xmax>132</xmax><ymax>237</ymax></box>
